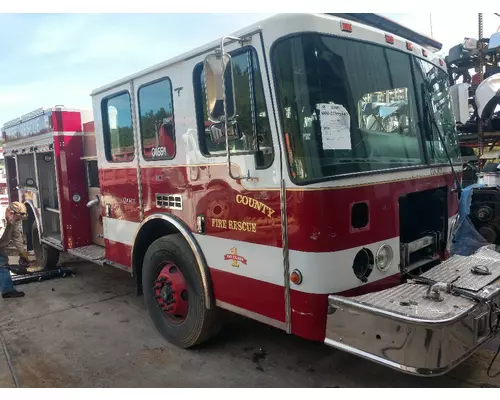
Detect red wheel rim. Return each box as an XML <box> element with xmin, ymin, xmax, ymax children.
<box><xmin>153</xmin><ymin>262</ymin><xmax>189</xmax><ymax>322</ymax></box>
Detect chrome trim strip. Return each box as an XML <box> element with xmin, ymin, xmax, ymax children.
<box><xmin>25</xmin><ymin>199</ymin><xmax>42</xmax><ymax>240</ymax></box>
<box><xmin>32</xmin><ymin>151</ymin><xmax>40</xmax><ymax>194</ymax></box>
<box><xmin>30</xmin><ymin>151</ymin><xmax>43</xmax><ymax>238</ymax></box>
<box><xmin>51</xmin><ymin>147</ymin><xmax>65</xmax><ymax>250</ymax></box>
<box><xmin>406</xmin><ymin>235</ymin><xmax>435</xmax><ymax>254</ymax></box>
<box><xmin>14</xmin><ymin>154</ymin><xmax>20</xmax><ymax>201</ymax></box>
<box><xmin>41</xmin><ymin>237</ymin><xmax>63</xmax><ymax>251</ymax></box>
<box><xmin>216</xmin><ymin>300</ymin><xmax>286</xmax><ymax>331</ymax></box>
<box><xmin>281</xmin><ymin>178</ymin><xmax>291</xmax><ymax>334</ymax></box>
<box><xmin>130</xmin><ymin>80</ymin><xmax>144</xmax><ymax>222</ymax></box>
<box><xmin>131</xmin><ymin>213</ymin><xmax>213</xmax><ymax>309</ymax></box>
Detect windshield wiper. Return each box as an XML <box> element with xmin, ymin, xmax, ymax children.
<box><xmin>420</xmin><ymin>83</ymin><xmax>462</xmax><ymax>195</ymax></box>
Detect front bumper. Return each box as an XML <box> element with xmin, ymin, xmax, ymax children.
<box><xmin>325</xmin><ymin>246</ymin><xmax>500</xmax><ymax>376</ymax></box>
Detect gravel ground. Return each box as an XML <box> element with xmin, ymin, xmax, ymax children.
<box><xmin>1</xmin><ymin>257</ymin><xmax>500</xmax><ymax>388</ymax></box>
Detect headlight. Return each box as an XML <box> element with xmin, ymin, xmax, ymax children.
<box><xmin>376</xmin><ymin>244</ymin><xmax>393</xmax><ymax>272</ymax></box>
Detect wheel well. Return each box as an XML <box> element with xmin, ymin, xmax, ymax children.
<box><xmin>132</xmin><ymin>219</ymin><xmax>180</xmax><ymax>296</ymax></box>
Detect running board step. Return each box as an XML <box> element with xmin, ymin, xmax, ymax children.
<box><xmin>325</xmin><ymin>245</ymin><xmax>500</xmax><ymax>376</ymax></box>
<box><xmin>67</xmin><ymin>245</ymin><xmax>105</xmax><ymax>265</ymax></box>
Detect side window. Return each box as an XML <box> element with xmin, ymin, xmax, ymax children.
<box><xmin>414</xmin><ymin>58</ymin><xmax>461</xmax><ymax>164</ymax></box>
<box><xmin>193</xmin><ymin>47</ymin><xmax>274</xmax><ymax>168</ymax></box>
<box><xmin>138</xmin><ymin>78</ymin><xmax>176</xmax><ymax>160</ymax></box>
<box><xmin>102</xmin><ymin>92</ymin><xmax>134</xmax><ymax>162</ymax></box>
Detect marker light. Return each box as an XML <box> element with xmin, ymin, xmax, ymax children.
<box><xmin>290</xmin><ymin>270</ymin><xmax>303</xmax><ymax>285</ymax></box>
<box><xmin>385</xmin><ymin>34</ymin><xmax>394</xmax><ymax>44</ymax></box>
<box><xmin>406</xmin><ymin>41</ymin><xmax>413</xmax><ymax>51</ymax></box>
<box><xmin>341</xmin><ymin>21</ymin><xmax>352</xmax><ymax>33</ymax></box>
<box><xmin>376</xmin><ymin>245</ymin><xmax>393</xmax><ymax>272</ymax></box>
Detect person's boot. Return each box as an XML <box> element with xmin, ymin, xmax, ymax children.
<box><xmin>2</xmin><ymin>289</ymin><xmax>25</xmax><ymax>298</ymax></box>
<box><xmin>8</xmin><ymin>265</ymin><xmax>28</xmax><ymax>275</ymax></box>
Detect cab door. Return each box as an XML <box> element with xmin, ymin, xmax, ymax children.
<box><xmin>85</xmin><ymin>159</ymin><xmax>104</xmax><ymax>246</ymax></box>
<box><xmin>92</xmin><ymin>81</ymin><xmax>140</xmax><ymax>268</ymax></box>
<box><xmin>190</xmin><ymin>33</ymin><xmax>287</xmax><ymax>329</ymax></box>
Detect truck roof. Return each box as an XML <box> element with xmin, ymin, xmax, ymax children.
<box><xmin>330</xmin><ymin>13</ymin><xmax>443</xmax><ymax>52</ymax></box>
<box><xmin>90</xmin><ymin>13</ymin><xmax>443</xmax><ymax>97</ymax></box>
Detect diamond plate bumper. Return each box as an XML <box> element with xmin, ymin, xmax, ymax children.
<box><xmin>325</xmin><ymin>246</ymin><xmax>500</xmax><ymax>376</ymax></box>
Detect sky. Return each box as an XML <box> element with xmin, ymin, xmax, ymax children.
<box><xmin>0</xmin><ymin>12</ymin><xmax>499</xmax><ymax>126</ymax></box>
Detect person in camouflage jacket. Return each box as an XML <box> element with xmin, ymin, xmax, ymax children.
<box><xmin>0</xmin><ymin>202</ymin><xmax>32</xmax><ymax>298</ymax></box>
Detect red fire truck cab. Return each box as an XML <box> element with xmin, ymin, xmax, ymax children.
<box><xmin>3</xmin><ymin>13</ymin><xmax>500</xmax><ymax>377</ymax></box>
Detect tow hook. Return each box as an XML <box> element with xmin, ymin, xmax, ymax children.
<box><xmin>424</xmin><ymin>282</ymin><xmax>450</xmax><ymax>302</ymax></box>
<box><xmin>471</xmin><ymin>265</ymin><xmax>492</xmax><ymax>276</ymax></box>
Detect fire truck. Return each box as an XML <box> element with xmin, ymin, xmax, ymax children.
<box><xmin>3</xmin><ymin>13</ymin><xmax>500</xmax><ymax>377</ymax></box>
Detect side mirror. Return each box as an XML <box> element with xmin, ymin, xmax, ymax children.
<box><xmin>462</xmin><ymin>37</ymin><xmax>478</xmax><ymax>51</ymax></box>
<box><xmin>203</xmin><ymin>52</ymin><xmax>236</xmax><ymax>122</ymax></box>
<box><xmin>449</xmin><ymin>83</ymin><xmax>471</xmax><ymax>124</ymax></box>
<box><xmin>209</xmin><ymin>121</ymin><xmax>242</xmax><ymax>145</ymax></box>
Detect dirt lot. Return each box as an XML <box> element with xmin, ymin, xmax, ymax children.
<box><xmin>2</xmin><ymin>257</ymin><xmax>500</xmax><ymax>388</ymax></box>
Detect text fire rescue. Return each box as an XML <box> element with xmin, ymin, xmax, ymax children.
<box><xmin>212</xmin><ymin>194</ymin><xmax>276</xmax><ymax>233</ymax></box>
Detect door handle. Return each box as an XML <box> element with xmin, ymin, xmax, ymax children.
<box><xmin>86</xmin><ymin>195</ymin><xmax>100</xmax><ymax>208</ymax></box>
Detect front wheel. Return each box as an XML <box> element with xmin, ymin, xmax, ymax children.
<box><xmin>32</xmin><ymin>222</ymin><xmax>60</xmax><ymax>270</ymax></box>
<box><xmin>142</xmin><ymin>234</ymin><xmax>222</xmax><ymax>348</ymax></box>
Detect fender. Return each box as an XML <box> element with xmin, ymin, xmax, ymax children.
<box><xmin>131</xmin><ymin>213</ymin><xmax>214</xmax><ymax>310</ymax></box>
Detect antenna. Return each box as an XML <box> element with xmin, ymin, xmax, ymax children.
<box><xmin>429</xmin><ymin>13</ymin><xmax>434</xmax><ymax>38</ymax></box>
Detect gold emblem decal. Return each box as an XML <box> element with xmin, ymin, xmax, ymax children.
<box><xmin>224</xmin><ymin>247</ymin><xmax>247</xmax><ymax>268</ymax></box>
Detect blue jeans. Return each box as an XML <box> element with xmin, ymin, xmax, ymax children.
<box><xmin>0</xmin><ymin>252</ymin><xmax>14</xmax><ymax>294</ymax></box>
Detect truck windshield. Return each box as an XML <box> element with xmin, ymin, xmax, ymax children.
<box><xmin>271</xmin><ymin>33</ymin><xmax>460</xmax><ymax>184</ymax></box>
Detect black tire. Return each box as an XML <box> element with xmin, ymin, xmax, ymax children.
<box><xmin>142</xmin><ymin>233</ymin><xmax>222</xmax><ymax>349</ymax></box>
<box><xmin>32</xmin><ymin>222</ymin><xmax>60</xmax><ymax>270</ymax></box>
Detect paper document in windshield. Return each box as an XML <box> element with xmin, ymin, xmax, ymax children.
<box><xmin>317</xmin><ymin>103</ymin><xmax>352</xmax><ymax>150</ymax></box>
